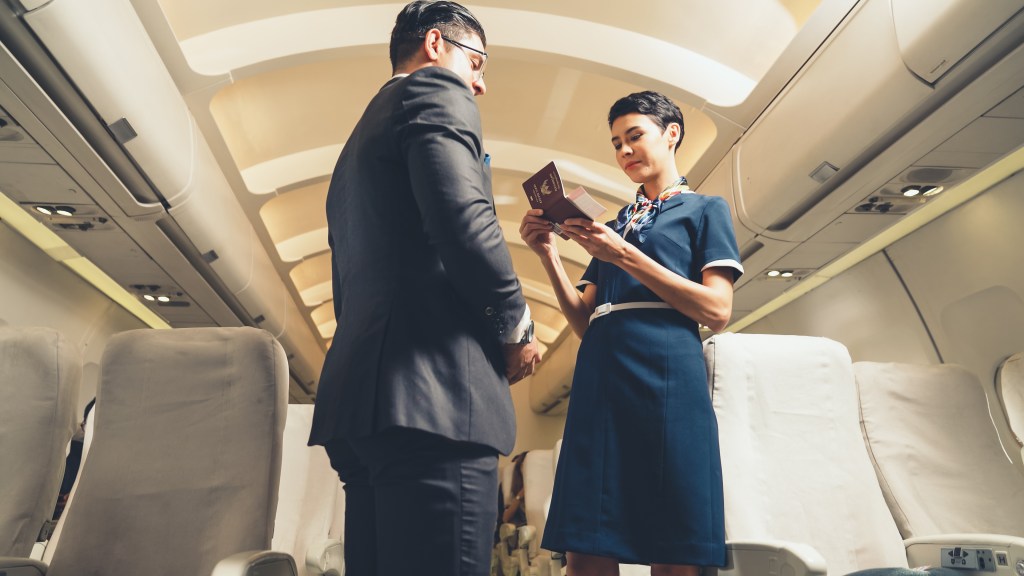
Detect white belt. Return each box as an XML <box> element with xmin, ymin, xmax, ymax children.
<box><xmin>589</xmin><ymin>302</ymin><xmax>674</xmax><ymax>324</ymax></box>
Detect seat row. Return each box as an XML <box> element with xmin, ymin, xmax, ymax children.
<box><xmin>500</xmin><ymin>333</ymin><xmax>1024</xmax><ymax>576</ymax></box>
<box><xmin>0</xmin><ymin>326</ymin><xmax>344</xmax><ymax>576</ymax></box>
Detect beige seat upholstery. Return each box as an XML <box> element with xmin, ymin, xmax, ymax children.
<box><xmin>0</xmin><ymin>327</ymin><xmax>295</xmax><ymax>576</ymax></box>
<box><xmin>0</xmin><ymin>328</ymin><xmax>80</xmax><ymax>557</ymax></box>
<box><xmin>707</xmin><ymin>333</ymin><xmax>909</xmax><ymax>574</ymax></box>
<box><xmin>854</xmin><ymin>362</ymin><xmax>1024</xmax><ymax>538</ymax></box>
<box><xmin>996</xmin><ymin>352</ymin><xmax>1024</xmax><ymax>459</ymax></box>
<box><xmin>707</xmin><ymin>333</ymin><xmax>1024</xmax><ymax>576</ymax></box>
<box><xmin>272</xmin><ymin>404</ymin><xmax>343</xmax><ymax>576</ymax></box>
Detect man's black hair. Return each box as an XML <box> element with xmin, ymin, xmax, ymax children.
<box><xmin>390</xmin><ymin>1</ymin><xmax>486</xmax><ymax>71</ymax></box>
<box><xmin>608</xmin><ymin>91</ymin><xmax>685</xmax><ymax>152</ymax></box>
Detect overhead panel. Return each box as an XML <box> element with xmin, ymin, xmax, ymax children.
<box><xmin>891</xmin><ymin>0</ymin><xmax>1024</xmax><ymax>83</ymax></box>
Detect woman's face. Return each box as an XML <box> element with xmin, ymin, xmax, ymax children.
<box><xmin>610</xmin><ymin>112</ymin><xmax>679</xmax><ymax>184</ymax></box>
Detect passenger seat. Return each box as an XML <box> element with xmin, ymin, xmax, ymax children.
<box><xmin>996</xmin><ymin>352</ymin><xmax>1024</xmax><ymax>461</ymax></box>
<box><xmin>0</xmin><ymin>327</ymin><xmax>80</xmax><ymax>558</ymax></box>
<box><xmin>854</xmin><ymin>361</ymin><xmax>1024</xmax><ymax>540</ymax></box>
<box><xmin>705</xmin><ymin>332</ymin><xmax>991</xmax><ymax>575</ymax></box>
<box><xmin>0</xmin><ymin>327</ymin><xmax>297</xmax><ymax>576</ymax></box>
<box><xmin>273</xmin><ymin>404</ymin><xmax>344</xmax><ymax>576</ymax></box>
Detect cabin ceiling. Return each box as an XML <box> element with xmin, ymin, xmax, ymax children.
<box><xmin>7</xmin><ymin>0</ymin><xmax>1020</xmax><ymax>402</ymax></box>
<box><xmin>127</xmin><ymin>0</ymin><xmax>824</xmax><ymax>354</ymax></box>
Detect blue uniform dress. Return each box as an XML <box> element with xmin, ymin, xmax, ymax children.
<box><xmin>541</xmin><ymin>188</ymin><xmax>742</xmax><ymax>566</ymax></box>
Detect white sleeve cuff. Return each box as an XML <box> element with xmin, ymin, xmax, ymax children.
<box><xmin>702</xmin><ymin>259</ymin><xmax>744</xmax><ymax>275</ymax></box>
<box><xmin>503</xmin><ymin>306</ymin><xmax>532</xmax><ymax>344</ymax></box>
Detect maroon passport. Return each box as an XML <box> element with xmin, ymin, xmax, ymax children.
<box><xmin>522</xmin><ymin>162</ymin><xmax>606</xmax><ymax>238</ymax></box>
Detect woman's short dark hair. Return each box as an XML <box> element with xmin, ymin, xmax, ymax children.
<box><xmin>390</xmin><ymin>1</ymin><xmax>486</xmax><ymax>71</ymax></box>
<box><xmin>608</xmin><ymin>91</ymin><xmax>685</xmax><ymax>152</ymax></box>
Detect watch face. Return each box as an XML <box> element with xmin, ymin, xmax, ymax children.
<box><xmin>521</xmin><ymin>320</ymin><xmax>534</xmax><ymax>344</ymax></box>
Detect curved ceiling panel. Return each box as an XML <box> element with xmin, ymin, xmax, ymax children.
<box><xmin>170</xmin><ymin>5</ymin><xmax>771</xmax><ymax>106</ymax></box>
<box><xmin>311</xmin><ymin>300</ymin><xmax>336</xmax><ymax>339</ymax></box>
<box><xmin>290</xmin><ymin>252</ymin><xmax>333</xmax><ymax>307</ymax></box>
<box><xmin>209</xmin><ymin>55</ymin><xmax>717</xmax><ymax>195</ymax></box>
<box><xmin>258</xmin><ymin>181</ymin><xmax>329</xmax><ymax>262</ymax></box>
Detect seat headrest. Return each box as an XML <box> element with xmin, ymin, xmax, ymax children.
<box><xmin>855</xmin><ymin>361</ymin><xmax>1024</xmax><ymax>538</ymax></box>
<box><xmin>46</xmin><ymin>327</ymin><xmax>288</xmax><ymax>576</ymax></box>
<box><xmin>0</xmin><ymin>327</ymin><xmax>81</xmax><ymax>557</ymax></box>
<box><xmin>996</xmin><ymin>352</ymin><xmax>1024</xmax><ymax>447</ymax></box>
<box><xmin>706</xmin><ymin>333</ymin><xmax>908</xmax><ymax>574</ymax></box>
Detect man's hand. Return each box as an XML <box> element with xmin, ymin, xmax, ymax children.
<box><xmin>502</xmin><ymin>341</ymin><xmax>543</xmax><ymax>384</ymax></box>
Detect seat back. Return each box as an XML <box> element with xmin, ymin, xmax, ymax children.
<box><xmin>272</xmin><ymin>404</ymin><xmax>343</xmax><ymax>576</ymax></box>
<box><xmin>46</xmin><ymin>327</ymin><xmax>288</xmax><ymax>576</ymax></box>
<box><xmin>854</xmin><ymin>361</ymin><xmax>1024</xmax><ymax>538</ymax></box>
<box><xmin>996</xmin><ymin>352</ymin><xmax>1024</xmax><ymax>453</ymax></box>
<box><xmin>705</xmin><ymin>333</ymin><xmax>908</xmax><ymax>574</ymax></box>
<box><xmin>0</xmin><ymin>327</ymin><xmax>80</xmax><ymax>557</ymax></box>
<box><xmin>520</xmin><ymin>449</ymin><xmax>553</xmax><ymax>558</ymax></box>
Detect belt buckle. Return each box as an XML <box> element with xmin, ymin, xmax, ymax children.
<box><xmin>593</xmin><ymin>303</ymin><xmax>612</xmax><ymax>318</ymax></box>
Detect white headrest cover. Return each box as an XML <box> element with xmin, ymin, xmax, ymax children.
<box><xmin>706</xmin><ymin>333</ymin><xmax>907</xmax><ymax>574</ymax></box>
<box><xmin>997</xmin><ymin>352</ymin><xmax>1024</xmax><ymax>447</ymax></box>
<box><xmin>521</xmin><ymin>449</ymin><xmax>553</xmax><ymax>556</ymax></box>
<box><xmin>855</xmin><ymin>361</ymin><xmax>1024</xmax><ymax>538</ymax></box>
<box><xmin>0</xmin><ymin>327</ymin><xmax>80</xmax><ymax>557</ymax></box>
<box><xmin>46</xmin><ymin>327</ymin><xmax>288</xmax><ymax>576</ymax></box>
<box><xmin>273</xmin><ymin>404</ymin><xmax>341</xmax><ymax>576</ymax></box>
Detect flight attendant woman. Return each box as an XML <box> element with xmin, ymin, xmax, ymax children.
<box><xmin>519</xmin><ymin>91</ymin><xmax>743</xmax><ymax>576</ymax></box>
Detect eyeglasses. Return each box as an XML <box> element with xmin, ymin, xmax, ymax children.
<box><xmin>440</xmin><ymin>35</ymin><xmax>487</xmax><ymax>81</ymax></box>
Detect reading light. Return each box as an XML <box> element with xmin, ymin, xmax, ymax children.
<box><xmin>156</xmin><ymin>295</ymin><xmax>170</xmax><ymax>303</ymax></box>
<box><xmin>780</xmin><ymin>271</ymin><xmax>794</xmax><ymax>278</ymax></box>
<box><xmin>54</xmin><ymin>205</ymin><xmax>76</xmax><ymax>216</ymax></box>
<box><xmin>921</xmin><ymin>185</ymin><xmax>943</xmax><ymax>197</ymax></box>
<box><xmin>901</xmin><ymin>186</ymin><xmax>921</xmax><ymax>197</ymax></box>
<box><xmin>767</xmin><ymin>270</ymin><xmax>781</xmax><ymax>277</ymax></box>
<box><xmin>34</xmin><ymin>205</ymin><xmax>53</xmax><ymax>215</ymax></box>
<box><xmin>143</xmin><ymin>294</ymin><xmax>156</xmax><ymax>302</ymax></box>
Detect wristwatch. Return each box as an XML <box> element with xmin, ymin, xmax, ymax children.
<box><xmin>518</xmin><ymin>320</ymin><xmax>535</xmax><ymax>345</ymax></box>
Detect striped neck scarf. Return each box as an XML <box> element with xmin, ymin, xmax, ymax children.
<box><xmin>613</xmin><ymin>176</ymin><xmax>690</xmax><ymax>243</ymax></box>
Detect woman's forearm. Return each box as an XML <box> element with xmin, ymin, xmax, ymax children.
<box><xmin>614</xmin><ymin>244</ymin><xmax>733</xmax><ymax>332</ymax></box>
<box><xmin>538</xmin><ymin>249</ymin><xmax>593</xmax><ymax>338</ymax></box>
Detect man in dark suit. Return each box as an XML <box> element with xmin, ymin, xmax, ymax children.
<box><xmin>308</xmin><ymin>2</ymin><xmax>542</xmax><ymax>574</ymax></box>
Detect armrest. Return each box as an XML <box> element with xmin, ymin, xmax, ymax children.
<box><xmin>905</xmin><ymin>534</ymin><xmax>1024</xmax><ymax>575</ymax></box>
<box><xmin>304</xmin><ymin>538</ymin><xmax>344</xmax><ymax>576</ymax></box>
<box><xmin>0</xmin><ymin>557</ymin><xmax>47</xmax><ymax>575</ymax></box>
<box><xmin>714</xmin><ymin>540</ymin><xmax>827</xmax><ymax>576</ymax></box>
<box><xmin>211</xmin><ymin>550</ymin><xmax>297</xmax><ymax>576</ymax></box>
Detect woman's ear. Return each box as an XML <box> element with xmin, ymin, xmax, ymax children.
<box><xmin>666</xmin><ymin>122</ymin><xmax>681</xmax><ymax>148</ymax></box>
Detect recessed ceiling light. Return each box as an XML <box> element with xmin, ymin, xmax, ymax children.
<box><xmin>921</xmin><ymin>185</ymin><xmax>943</xmax><ymax>197</ymax></box>
<box><xmin>143</xmin><ymin>294</ymin><xmax>155</xmax><ymax>302</ymax></box>
<box><xmin>157</xmin><ymin>295</ymin><xmax>170</xmax><ymax>303</ymax></box>
<box><xmin>767</xmin><ymin>270</ymin><xmax>781</xmax><ymax>277</ymax></box>
<box><xmin>54</xmin><ymin>205</ymin><xmax>76</xmax><ymax>216</ymax></box>
<box><xmin>34</xmin><ymin>206</ymin><xmax>53</xmax><ymax>215</ymax></box>
<box><xmin>780</xmin><ymin>271</ymin><xmax>794</xmax><ymax>278</ymax></box>
<box><xmin>901</xmin><ymin>186</ymin><xmax>920</xmax><ymax>197</ymax></box>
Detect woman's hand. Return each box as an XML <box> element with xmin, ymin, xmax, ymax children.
<box><xmin>519</xmin><ymin>209</ymin><xmax>557</xmax><ymax>257</ymax></box>
<box><xmin>561</xmin><ymin>218</ymin><xmax>631</xmax><ymax>263</ymax></box>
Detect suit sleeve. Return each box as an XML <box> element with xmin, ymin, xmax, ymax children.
<box><xmin>395</xmin><ymin>67</ymin><xmax>527</xmax><ymax>342</ymax></box>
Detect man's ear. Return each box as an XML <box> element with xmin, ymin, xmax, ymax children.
<box><xmin>423</xmin><ymin>28</ymin><xmax>444</xmax><ymax>62</ymax></box>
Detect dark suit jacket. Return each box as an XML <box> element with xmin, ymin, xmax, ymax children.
<box><xmin>309</xmin><ymin>66</ymin><xmax>526</xmax><ymax>455</ymax></box>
